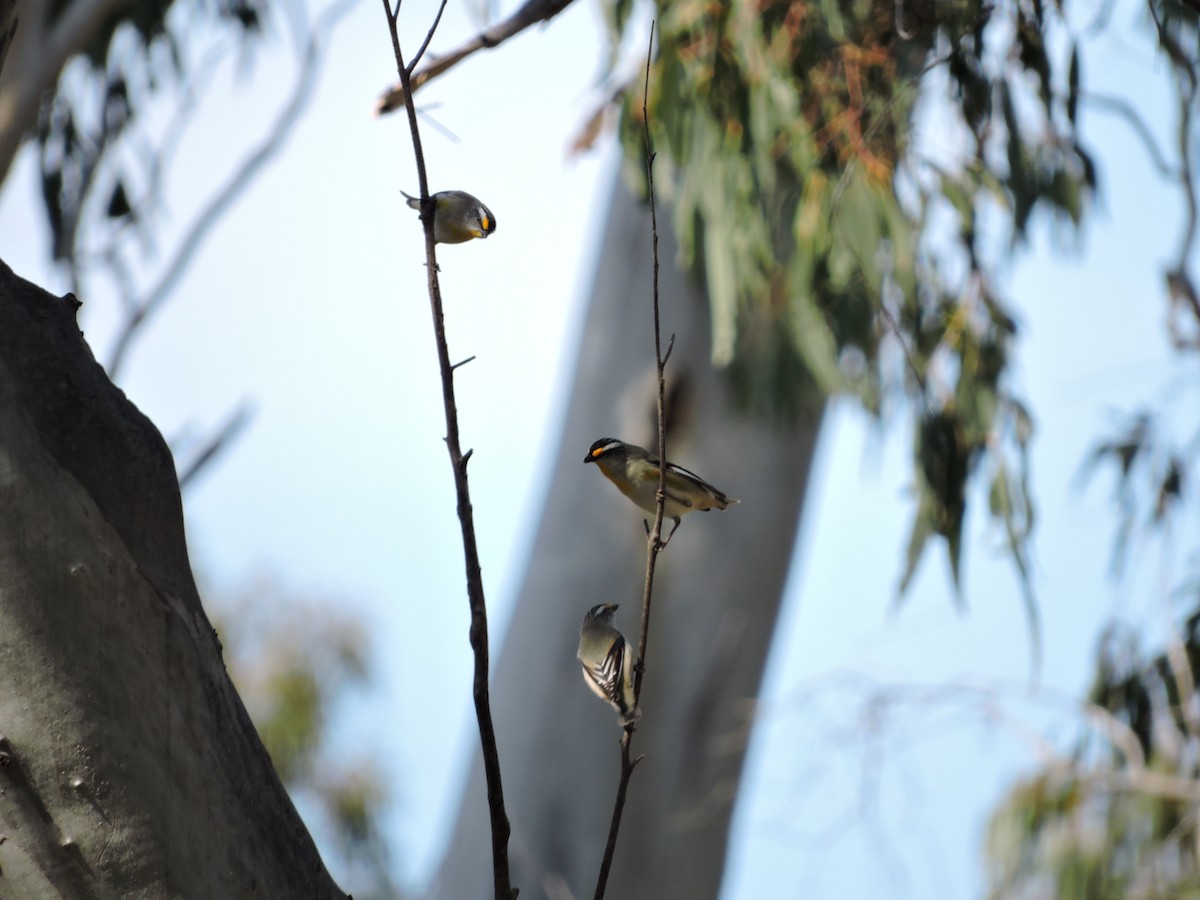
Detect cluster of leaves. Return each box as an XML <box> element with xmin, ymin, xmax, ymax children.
<box><xmin>986</xmin><ymin>605</ymin><xmax>1200</xmax><ymax>898</ymax></box>
<box><xmin>986</xmin><ymin>323</ymin><xmax>1200</xmax><ymax>894</ymax></box>
<box><xmin>1080</xmin><ymin>410</ymin><xmax>1194</xmax><ymax>576</ymax></box>
<box><xmin>605</xmin><ymin>0</ymin><xmax>1093</xmax><ymax>616</ymax></box>
<box><xmin>983</xmin><ymin>16</ymin><xmax>1200</xmax><ymax>868</ymax></box>
<box><xmin>36</xmin><ymin>0</ymin><xmax>266</xmax><ymax>268</ymax></box>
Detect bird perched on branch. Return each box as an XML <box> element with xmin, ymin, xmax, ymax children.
<box><xmin>583</xmin><ymin>437</ymin><xmax>739</xmax><ymax>538</ymax></box>
<box><xmin>577</xmin><ymin>603</ymin><xmax>639</xmax><ymax>726</ymax></box>
<box><xmin>402</xmin><ymin>190</ymin><xmax>495</xmax><ymax>244</ymax></box>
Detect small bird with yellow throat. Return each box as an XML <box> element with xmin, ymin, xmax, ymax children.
<box><xmin>577</xmin><ymin>603</ymin><xmax>639</xmax><ymax>726</ymax></box>
<box><xmin>402</xmin><ymin>189</ymin><xmax>495</xmax><ymax>244</ymax></box>
<box><xmin>583</xmin><ymin>437</ymin><xmax>738</xmax><ymax>540</ymax></box>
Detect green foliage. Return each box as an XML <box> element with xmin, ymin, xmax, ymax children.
<box><xmin>983</xmin><ymin>4</ymin><xmax>1200</xmax><ymax>884</ymax></box>
<box><xmin>1080</xmin><ymin>411</ymin><xmax>1194</xmax><ymax>578</ymax></box>
<box><xmin>986</xmin><ymin>606</ymin><xmax>1200</xmax><ymax>898</ymax></box>
<box><xmin>988</xmin><ymin>299</ymin><xmax>1200</xmax><ymax>893</ymax></box>
<box><xmin>35</xmin><ymin>0</ymin><xmax>266</xmax><ymax>262</ymax></box>
<box><xmin>210</xmin><ymin>580</ymin><xmax>400</xmax><ymax>899</ymax></box>
<box><xmin>608</xmin><ymin>0</ymin><xmax>1095</xmax><ymax>612</ymax></box>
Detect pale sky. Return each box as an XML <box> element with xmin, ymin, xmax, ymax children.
<box><xmin>0</xmin><ymin>0</ymin><xmax>1195</xmax><ymax>897</ymax></box>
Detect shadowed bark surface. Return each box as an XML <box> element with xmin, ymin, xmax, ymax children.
<box><xmin>432</xmin><ymin>182</ymin><xmax>825</xmax><ymax>899</ymax></box>
<box><xmin>0</xmin><ymin>259</ymin><xmax>346</xmax><ymax>899</ymax></box>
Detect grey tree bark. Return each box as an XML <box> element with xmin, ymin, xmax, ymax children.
<box><xmin>432</xmin><ymin>181</ymin><xmax>825</xmax><ymax>899</ymax></box>
<box><xmin>0</xmin><ymin>259</ymin><xmax>346</xmax><ymax>899</ymax></box>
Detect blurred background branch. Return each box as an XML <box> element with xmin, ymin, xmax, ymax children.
<box><xmin>372</xmin><ymin>0</ymin><xmax>577</xmax><ymax>115</ymax></box>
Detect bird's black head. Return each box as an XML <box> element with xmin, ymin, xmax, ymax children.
<box><xmin>584</xmin><ymin>437</ymin><xmax>623</xmax><ymax>464</ymax></box>
<box><xmin>584</xmin><ymin>602</ymin><xmax>619</xmax><ymax>622</ymax></box>
<box><xmin>476</xmin><ymin>203</ymin><xmax>496</xmax><ymax>237</ymax></box>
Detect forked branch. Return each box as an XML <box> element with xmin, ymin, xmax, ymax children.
<box><xmin>373</xmin><ymin>0</ymin><xmax>579</xmax><ymax>115</ymax></box>
<box><xmin>379</xmin><ymin>2</ymin><xmax>515</xmax><ymax>898</ymax></box>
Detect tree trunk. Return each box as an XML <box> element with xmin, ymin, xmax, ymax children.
<box><xmin>0</xmin><ymin>259</ymin><xmax>346</xmax><ymax>899</ymax></box>
<box><xmin>432</xmin><ymin>182</ymin><xmax>824</xmax><ymax>899</ymax></box>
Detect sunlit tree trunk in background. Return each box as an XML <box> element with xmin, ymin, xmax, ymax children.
<box><xmin>432</xmin><ymin>181</ymin><xmax>824</xmax><ymax>899</ymax></box>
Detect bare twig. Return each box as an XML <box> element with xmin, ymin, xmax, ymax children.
<box><xmin>105</xmin><ymin>0</ymin><xmax>357</xmax><ymax>378</ymax></box>
<box><xmin>407</xmin><ymin>0</ymin><xmax>448</xmax><ymax>75</ymax></box>
<box><xmin>594</xmin><ymin>25</ymin><xmax>660</xmax><ymax>900</ymax></box>
<box><xmin>146</xmin><ymin>41</ymin><xmax>233</xmax><ymax>225</ymax></box>
<box><xmin>1171</xmin><ymin>72</ymin><xmax>1198</xmax><ymax>265</ymax></box>
<box><xmin>380</xmin><ymin>3</ymin><xmax>514</xmax><ymax>899</ymax></box>
<box><xmin>71</xmin><ymin>39</ymin><xmax>226</xmax><ymax>307</ymax></box>
<box><xmin>1085</xmin><ymin>90</ymin><xmax>1179</xmax><ymax>178</ymax></box>
<box><xmin>801</xmin><ymin>673</ymin><xmax>1200</xmax><ymax>802</ymax></box>
<box><xmin>373</xmin><ymin>0</ymin><xmax>578</xmax><ymax>115</ymax></box>
<box><xmin>176</xmin><ymin>401</ymin><xmax>255</xmax><ymax>490</ymax></box>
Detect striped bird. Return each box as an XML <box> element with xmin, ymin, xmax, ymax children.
<box><xmin>577</xmin><ymin>603</ymin><xmax>639</xmax><ymax>726</ymax></box>
<box><xmin>584</xmin><ymin>437</ymin><xmax>738</xmax><ymax>539</ymax></box>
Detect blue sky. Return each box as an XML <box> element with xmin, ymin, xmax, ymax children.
<box><xmin>1</xmin><ymin>0</ymin><xmax>1196</xmax><ymax>896</ymax></box>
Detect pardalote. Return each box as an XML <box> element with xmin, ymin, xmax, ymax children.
<box><xmin>577</xmin><ymin>603</ymin><xmax>639</xmax><ymax>726</ymax></box>
<box><xmin>402</xmin><ymin>190</ymin><xmax>495</xmax><ymax>244</ymax></box>
<box><xmin>583</xmin><ymin>437</ymin><xmax>738</xmax><ymax>538</ymax></box>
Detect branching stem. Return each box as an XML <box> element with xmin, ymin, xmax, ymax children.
<box><xmin>593</xmin><ymin>24</ymin><xmax>661</xmax><ymax>900</ymax></box>
<box><xmin>380</xmin><ymin>3</ymin><xmax>514</xmax><ymax>898</ymax></box>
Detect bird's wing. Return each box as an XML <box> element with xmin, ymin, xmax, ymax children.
<box><xmin>633</xmin><ymin>456</ymin><xmax>689</xmax><ymax>504</ymax></box>
<box><xmin>660</xmin><ymin>460</ymin><xmax>728</xmax><ymax>503</ymax></box>
<box><xmin>582</xmin><ymin>640</ymin><xmax>628</xmax><ymax>708</ymax></box>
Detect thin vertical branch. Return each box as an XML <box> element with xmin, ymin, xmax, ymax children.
<box><xmin>380</xmin><ymin>4</ymin><xmax>514</xmax><ymax>899</ymax></box>
<box><xmin>594</xmin><ymin>24</ymin><xmax>663</xmax><ymax>900</ymax></box>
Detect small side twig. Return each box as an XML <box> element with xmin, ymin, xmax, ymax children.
<box><xmin>380</xmin><ymin>3</ymin><xmax>515</xmax><ymax>899</ymax></box>
<box><xmin>594</xmin><ymin>24</ymin><xmax>661</xmax><ymax>900</ymax></box>
<box><xmin>176</xmin><ymin>400</ymin><xmax>255</xmax><ymax>490</ymax></box>
<box><xmin>1085</xmin><ymin>90</ymin><xmax>1179</xmax><ymax>178</ymax></box>
<box><xmin>407</xmin><ymin>0</ymin><xmax>448</xmax><ymax>75</ymax></box>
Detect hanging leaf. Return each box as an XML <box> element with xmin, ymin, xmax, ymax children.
<box><xmin>107</xmin><ymin>180</ymin><xmax>132</xmax><ymax>219</ymax></box>
<box><xmin>897</xmin><ymin>492</ymin><xmax>937</xmax><ymax>601</ymax></box>
<box><xmin>605</xmin><ymin>0</ymin><xmax>1125</xmax><ymax>623</ymax></box>
<box><xmin>1153</xmin><ymin>457</ymin><xmax>1184</xmax><ymax>522</ymax></box>
<box><xmin>1067</xmin><ymin>42</ymin><xmax>1080</xmax><ymax>126</ymax></box>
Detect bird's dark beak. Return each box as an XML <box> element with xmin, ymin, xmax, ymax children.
<box><xmin>583</xmin><ymin>454</ymin><xmax>594</xmax><ymax>464</ymax></box>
